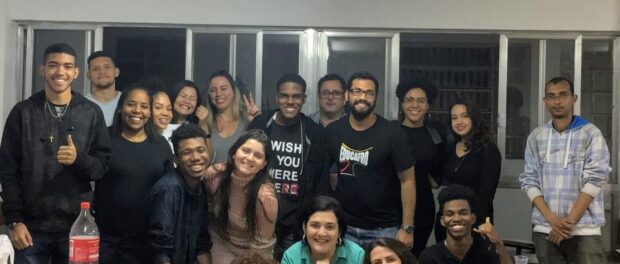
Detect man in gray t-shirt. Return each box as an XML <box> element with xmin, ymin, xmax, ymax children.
<box><xmin>86</xmin><ymin>50</ymin><xmax>121</xmax><ymax>127</ymax></box>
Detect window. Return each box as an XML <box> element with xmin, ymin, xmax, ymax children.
<box><xmin>103</xmin><ymin>27</ymin><xmax>186</xmax><ymax>92</ymax></box>
<box><xmin>30</xmin><ymin>29</ymin><xmax>91</xmax><ymax>96</ymax></box>
<box><xmin>261</xmin><ymin>33</ymin><xmax>300</xmax><ymax>111</ymax></box>
<box><xmin>400</xmin><ymin>33</ymin><xmax>499</xmax><ymax>129</ymax></box>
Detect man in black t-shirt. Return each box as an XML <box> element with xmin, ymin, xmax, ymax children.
<box><xmin>325</xmin><ymin>71</ymin><xmax>415</xmax><ymax>249</ymax></box>
<box><xmin>248</xmin><ymin>73</ymin><xmax>329</xmax><ymax>259</ymax></box>
<box><xmin>419</xmin><ymin>184</ymin><xmax>512</xmax><ymax>264</ymax></box>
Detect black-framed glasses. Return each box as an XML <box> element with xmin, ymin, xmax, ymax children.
<box><xmin>349</xmin><ymin>88</ymin><xmax>376</xmax><ymax>98</ymax></box>
<box><xmin>319</xmin><ymin>90</ymin><xmax>344</xmax><ymax>99</ymax></box>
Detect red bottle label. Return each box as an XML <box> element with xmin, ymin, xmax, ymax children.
<box><xmin>69</xmin><ymin>236</ymin><xmax>99</xmax><ymax>262</ymax></box>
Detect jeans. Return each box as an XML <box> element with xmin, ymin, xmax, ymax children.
<box><xmin>346</xmin><ymin>225</ymin><xmax>399</xmax><ymax>249</ymax></box>
<box><xmin>15</xmin><ymin>231</ymin><xmax>69</xmax><ymax>264</ymax></box>
<box><xmin>532</xmin><ymin>232</ymin><xmax>604</xmax><ymax>264</ymax></box>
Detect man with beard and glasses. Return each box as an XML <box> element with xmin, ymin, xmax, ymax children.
<box><xmin>520</xmin><ymin>77</ymin><xmax>610</xmax><ymax>264</ymax></box>
<box><xmin>248</xmin><ymin>73</ymin><xmax>329</xmax><ymax>260</ymax></box>
<box><xmin>86</xmin><ymin>50</ymin><xmax>121</xmax><ymax>127</ymax></box>
<box><xmin>419</xmin><ymin>184</ymin><xmax>512</xmax><ymax>264</ymax></box>
<box><xmin>325</xmin><ymin>71</ymin><xmax>416</xmax><ymax>249</ymax></box>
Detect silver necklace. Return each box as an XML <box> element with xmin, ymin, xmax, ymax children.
<box><xmin>454</xmin><ymin>142</ymin><xmax>469</xmax><ymax>173</ymax></box>
<box><xmin>45</xmin><ymin>99</ymin><xmax>70</xmax><ymax>119</ymax></box>
<box><xmin>454</xmin><ymin>154</ymin><xmax>468</xmax><ymax>173</ymax></box>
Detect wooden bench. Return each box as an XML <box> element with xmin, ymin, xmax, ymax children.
<box><xmin>504</xmin><ymin>239</ymin><xmax>535</xmax><ymax>255</ymax></box>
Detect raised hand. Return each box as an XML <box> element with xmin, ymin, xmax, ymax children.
<box><xmin>243</xmin><ymin>93</ymin><xmax>260</xmax><ymax>122</ymax></box>
<box><xmin>473</xmin><ymin>217</ymin><xmax>501</xmax><ymax>243</ymax></box>
<box><xmin>57</xmin><ymin>134</ymin><xmax>77</xmax><ymax>165</ymax></box>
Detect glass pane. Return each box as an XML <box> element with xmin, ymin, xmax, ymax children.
<box><xmin>400</xmin><ymin>33</ymin><xmax>499</xmax><ymax>132</ymax></box>
<box><xmin>506</xmin><ymin>39</ymin><xmax>540</xmax><ymax>159</ymax></box>
<box><xmin>193</xmin><ymin>33</ymin><xmax>230</xmax><ymax>103</ymax></box>
<box><xmin>235</xmin><ymin>34</ymin><xmax>257</xmax><ymax>97</ymax></box>
<box><xmin>33</xmin><ymin>30</ymin><xmax>87</xmax><ymax>95</ymax></box>
<box><xmin>581</xmin><ymin>40</ymin><xmax>613</xmax><ymax>156</ymax></box>
<box><xmin>327</xmin><ymin>37</ymin><xmax>387</xmax><ymax>116</ymax></box>
<box><xmin>103</xmin><ymin>27</ymin><xmax>186</xmax><ymax>93</ymax></box>
<box><xmin>261</xmin><ymin>34</ymin><xmax>299</xmax><ymax>111</ymax></box>
<box><xmin>545</xmin><ymin>39</ymin><xmax>575</xmax><ymax>87</ymax></box>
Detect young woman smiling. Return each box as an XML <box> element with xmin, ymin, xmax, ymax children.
<box><xmin>94</xmin><ymin>85</ymin><xmax>173</xmax><ymax>263</ymax></box>
<box><xmin>205</xmin><ymin>130</ymin><xmax>278</xmax><ymax>263</ymax></box>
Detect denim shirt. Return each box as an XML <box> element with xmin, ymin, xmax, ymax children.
<box><xmin>149</xmin><ymin>170</ymin><xmax>212</xmax><ymax>263</ymax></box>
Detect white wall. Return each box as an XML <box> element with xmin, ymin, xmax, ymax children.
<box><xmin>0</xmin><ymin>0</ymin><xmax>14</xmax><ymax>136</ymax></box>
<box><xmin>8</xmin><ymin>0</ymin><xmax>620</xmax><ymax>32</ymax></box>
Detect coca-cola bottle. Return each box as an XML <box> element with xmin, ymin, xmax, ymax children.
<box><xmin>69</xmin><ymin>202</ymin><xmax>100</xmax><ymax>264</ymax></box>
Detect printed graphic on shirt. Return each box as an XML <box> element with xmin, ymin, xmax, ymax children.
<box><xmin>269</xmin><ymin>139</ymin><xmax>303</xmax><ymax>197</ymax></box>
<box><xmin>338</xmin><ymin>143</ymin><xmax>372</xmax><ymax>177</ymax></box>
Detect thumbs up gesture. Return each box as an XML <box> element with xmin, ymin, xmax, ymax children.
<box><xmin>57</xmin><ymin>134</ymin><xmax>77</xmax><ymax>165</ymax></box>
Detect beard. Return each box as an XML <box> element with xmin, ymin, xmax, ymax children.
<box><xmin>349</xmin><ymin>99</ymin><xmax>375</xmax><ymax>121</ymax></box>
<box><xmin>93</xmin><ymin>80</ymin><xmax>115</xmax><ymax>89</ymax></box>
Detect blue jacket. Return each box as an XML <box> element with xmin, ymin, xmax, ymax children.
<box><xmin>149</xmin><ymin>170</ymin><xmax>212</xmax><ymax>263</ymax></box>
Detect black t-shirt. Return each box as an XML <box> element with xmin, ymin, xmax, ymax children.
<box><xmin>419</xmin><ymin>237</ymin><xmax>499</xmax><ymax>264</ymax></box>
<box><xmin>94</xmin><ymin>133</ymin><xmax>172</xmax><ymax>238</ymax></box>
<box><xmin>267</xmin><ymin>119</ymin><xmax>304</xmax><ymax>225</ymax></box>
<box><xmin>401</xmin><ymin>125</ymin><xmax>436</xmax><ymax>196</ymax></box>
<box><xmin>325</xmin><ymin>115</ymin><xmax>414</xmax><ymax>228</ymax></box>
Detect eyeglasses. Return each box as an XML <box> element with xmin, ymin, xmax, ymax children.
<box><xmin>544</xmin><ymin>93</ymin><xmax>572</xmax><ymax>101</ymax></box>
<box><xmin>403</xmin><ymin>97</ymin><xmax>428</xmax><ymax>105</ymax></box>
<box><xmin>349</xmin><ymin>88</ymin><xmax>376</xmax><ymax>98</ymax></box>
<box><xmin>319</xmin><ymin>90</ymin><xmax>344</xmax><ymax>99</ymax></box>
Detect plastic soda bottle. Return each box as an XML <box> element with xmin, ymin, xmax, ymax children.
<box><xmin>69</xmin><ymin>202</ymin><xmax>99</xmax><ymax>264</ymax></box>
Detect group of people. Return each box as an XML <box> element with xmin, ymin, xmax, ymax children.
<box><xmin>0</xmin><ymin>42</ymin><xmax>610</xmax><ymax>264</ymax></box>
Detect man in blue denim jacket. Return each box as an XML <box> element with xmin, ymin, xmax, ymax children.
<box><xmin>149</xmin><ymin>124</ymin><xmax>212</xmax><ymax>264</ymax></box>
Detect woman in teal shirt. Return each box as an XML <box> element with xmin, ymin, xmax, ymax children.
<box><xmin>281</xmin><ymin>196</ymin><xmax>364</xmax><ymax>264</ymax></box>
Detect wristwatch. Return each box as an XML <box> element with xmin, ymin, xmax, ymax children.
<box><xmin>401</xmin><ymin>224</ymin><xmax>415</xmax><ymax>234</ymax></box>
<box><xmin>8</xmin><ymin>222</ymin><xmax>21</xmax><ymax>231</ymax></box>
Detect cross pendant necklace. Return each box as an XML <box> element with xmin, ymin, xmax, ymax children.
<box><xmin>49</xmin><ymin>134</ymin><xmax>54</xmax><ymax>143</ymax></box>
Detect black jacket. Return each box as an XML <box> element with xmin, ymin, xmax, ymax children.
<box><xmin>248</xmin><ymin>110</ymin><xmax>330</xmax><ymax>225</ymax></box>
<box><xmin>149</xmin><ymin>170</ymin><xmax>211</xmax><ymax>264</ymax></box>
<box><xmin>0</xmin><ymin>91</ymin><xmax>111</xmax><ymax>232</ymax></box>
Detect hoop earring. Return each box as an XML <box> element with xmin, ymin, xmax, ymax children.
<box><xmin>337</xmin><ymin>237</ymin><xmax>343</xmax><ymax>246</ymax></box>
<box><xmin>302</xmin><ymin>234</ymin><xmax>307</xmax><ymax>245</ymax></box>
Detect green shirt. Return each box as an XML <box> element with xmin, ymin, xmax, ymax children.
<box><xmin>281</xmin><ymin>240</ymin><xmax>365</xmax><ymax>264</ymax></box>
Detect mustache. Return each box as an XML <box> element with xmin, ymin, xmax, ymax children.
<box><xmin>353</xmin><ymin>100</ymin><xmax>371</xmax><ymax>106</ymax></box>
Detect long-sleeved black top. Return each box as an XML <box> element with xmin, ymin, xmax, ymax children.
<box><xmin>94</xmin><ymin>133</ymin><xmax>172</xmax><ymax>239</ymax></box>
<box><xmin>0</xmin><ymin>91</ymin><xmax>111</xmax><ymax>232</ymax></box>
<box><xmin>442</xmin><ymin>142</ymin><xmax>502</xmax><ymax>224</ymax></box>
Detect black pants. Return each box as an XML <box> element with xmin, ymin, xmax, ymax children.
<box><xmin>412</xmin><ymin>196</ymin><xmax>435</xmax><ymax>257</ymax></box>
<box><xmin>99</xmin><ymin>234</ymin><xmax>151</xmax><ymax>264</ymax></box>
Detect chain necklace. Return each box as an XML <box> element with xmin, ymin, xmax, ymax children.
<box><xmin>45</xmin><ymin>99</ymin><xmax>70</xmax><ymax>143</ymax></box>
<box><xmin>454</xmin><ymin>141</ymin><xmax>470</xmax><ymax>173</ymax></box>
<box><xmin>45</xmin><ymin>99</ymin><xmax>70</xmax><ymax>119</ymax></box>
<box><xmin>454</xmin><ymin>154</ymin><xmax>469</xmax><ymax>173</ymax></box>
